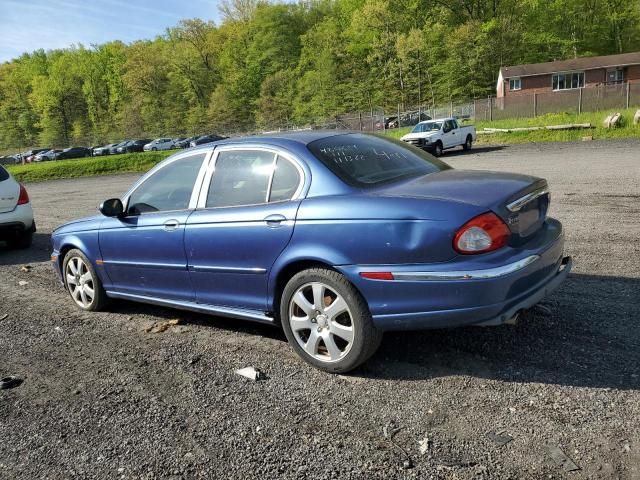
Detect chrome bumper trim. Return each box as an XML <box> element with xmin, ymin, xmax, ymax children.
<box><xmin>391</xmin><ymin>255</ymin><xmax>540</xmax><ymax>281</ymax></box>
<box><xmin>506</xmin><ymin>188</ymin><xmax>548</xmax><ymax>212</ymax></box>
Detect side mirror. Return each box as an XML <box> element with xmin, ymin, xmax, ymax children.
<box><xmin>99</xmin><ymin>198</ymin><xmax>124</xmax><ymax>217</ymax></box>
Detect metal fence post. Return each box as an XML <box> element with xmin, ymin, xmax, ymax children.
<box><xmin>578</xmin><ymin>87</ymin><xmax>582</xmax><ymax>114</ymax></box>
<box><xmin>449</xmin><ymin>101</ymin><xmax>453</xmax><ymax>117</ymax></box>
<box><xmin>397</xmin><ymin>104</ymin><xmax>401</xmax><ymax>126</ymax></box>
<box><xmin>533</xmin><ymin>92</ymin><xmax>537</xmax><ymax>117</ymax></box>
<box><xmin>358</xmin><ymin>112</ymin><xmax>363</xmax><ymax>131</ymax></box>
<box><xmin>626</xmin><ymin>82</ymin><xmax>630</xmax><ymax>109</ymax></box>
<box><xmin>488</xmin><ymin>96</ymin><xmax>493</xmax><ymax>122</ymax></box>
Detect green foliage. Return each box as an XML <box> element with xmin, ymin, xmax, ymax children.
<box><xmin>1</xmin><ymin>0</ymin><xmax>639</xmax><ymax>151</ymax></box>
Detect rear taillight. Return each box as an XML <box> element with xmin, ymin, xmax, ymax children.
<box><xmin>453</xmin><ymin>212</ymin><xmax>510</xmax><ymax>254</ymax></box>
<box><xmin>17</xmin><ymin>183</ymin><xmax>30</xmax><ymax>205</ymax></box>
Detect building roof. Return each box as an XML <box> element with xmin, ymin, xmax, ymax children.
<box><xmin>500</xmin><ymin>51</ymin><xmax>640</xmax><ymax>78</ymax></box>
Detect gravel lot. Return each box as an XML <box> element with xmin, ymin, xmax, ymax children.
<box><xmin>1</xmin><ymin>139</ymin><xmax>639</xmax><ymax>479</ymax></box>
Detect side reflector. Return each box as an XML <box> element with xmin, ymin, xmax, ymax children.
<box><xmin>359</xmin><ymin>272</ymin><xmax>394</xmax><ymax>280</ymax></box>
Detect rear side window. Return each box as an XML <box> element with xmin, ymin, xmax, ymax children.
<box><xmin>127</xmin><ymin>153</ymin><xmax>206</xmax><ymax>214</ymax></box>
<box><xmin>0</xmin><ymin>166</ymin><xmax>9</xmax><ymax>182</ymax></box>
<box><xmin>308</xmin><ymin>134</ymin><xmax>450</xmax><ymax>188</ymax></box>
<box><xmin>269</xmin><ymin>156</ymin><xmax>300</xmax><ymax>202</ymax></box>
<box><xmin>206</xmin><ymin>150</ymin><xmax>275</xmax><ymax>208</ymax></box>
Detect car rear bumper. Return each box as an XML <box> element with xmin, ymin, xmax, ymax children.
<box><xmin>338</xmin><ymin>218</ymin><xmax>570</xmax><ymax>331</ymax></box>
<box><xmin>0</xmin><ymin>203</ymin><xmax>35</xmax><ymax>240</ymax></box>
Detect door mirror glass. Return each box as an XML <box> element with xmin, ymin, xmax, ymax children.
<box><xmin>100</xmin><ymin>198</ymin><xmax>124</xmax><ymax>217</ymax></box>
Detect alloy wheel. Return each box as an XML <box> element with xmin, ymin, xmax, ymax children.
<box><xmin>288</xmin><ymin>282</ymin><xmax>354</xmax><ymax>363</ymax></box>
<box><xmin>65</xmin><ymin>256</ymin><xmax>95</xmax><ymax>308</ymax></box>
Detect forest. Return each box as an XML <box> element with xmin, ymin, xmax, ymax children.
<box><xmin>1</xmin><ymin>0</ymin><xmax>639</xmax><ymax>150</ymax></box>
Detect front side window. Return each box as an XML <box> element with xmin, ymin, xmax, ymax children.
<box><xmin>127</xmin><ymin>153</ymin><xmax>206</xmax><ymax>214</ymax></box>
<box><xmin>0</xmin><ymin>165</ymin><xmax>9</xmax><ymax>182</ymax></box>
<box><xmin>308</xmin><ymin>134</ymin><xmax>450</xmax><ymax>188</ymax></box>
<box><xmin>206</xmin><ymin>150</ymin><xmax>276</xmax><ymax>208</ymax></box>
<box><xmin>552</xmin><ymin>72</ymin><xmax>584</xmax><ymax>90</ymax></box>
<box><xmin>509</xmin><ymin>78</ymin><xmax>521</xmax><ymax>90</ymax></box>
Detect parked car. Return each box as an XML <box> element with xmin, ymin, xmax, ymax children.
<box><xmin>400</xmin><ymin>117</ymin><xmax>476</xmax><ymax>156</ymax></box>
<box><xmin>189</xmin><ymin>134</ymin><xmax>225</xmax><ymax>147</ymax></box>
<box><xmin>0</xmin><ymin>164</ymin><xmax>35</xmax><ymax>249</ymax></box>
<box><xmin>89</xmin><ymin>145</ymin><xmax>102</xmax><ymax>156</ymax></box>
<box><xmin>34</xmin><ymin>149</ymin><xmax>62</xmax><ymax>161</ymax></box>
<box><xmin>93</xmin><ymin>144</ymin><xmax>114</xmax><ymax>156</ymax></box>
<box><xmin>123</xmin><ymin>139</ymin><xmax>152</xmax><ymax>153</ymax></box>
<box><xmin>0</xmin><ymin>156</ymin><xmax>18</xmax><ymax>165</ymax></box>
<box><xmin>51</xmin><ymin>132</ymin><xmax>571</xmax><ymax>373</ymax></box>
<box><xmin>143</xmin><ymin>138</ymin><xmax>176</xmax><ymax>151</ymax></box>
<box><xmin>399</xmin><ymin>111</ymin><xmax>431</xmax><ymax>126</ymax></box>
<box><xmin>110</xmin><ymin>141</ymin><xmax>130</xmax><ymax>155</ymax></box>
<box><xmin>175</xmin><ymin>136</ymin><xmax>197</xmax><ymax>149</ymax></box>
<box><xmin>173</xmin><ymin>137</ymin><xmax>187</xmax><ymax>144</ymax></box>
<box><xmin>116</xmin><ymin>141</ymin><xmax>134</xmax><ymax>154</ymax></box>
<box><xmin>22</xmin><ymin>149</ymin><xmax>49</xmax><ymax>162</ymax></box>
<box><xmin>56</xmin><ymin>147</ymin><xmax>92</xmax><ymax>160</ymax></box>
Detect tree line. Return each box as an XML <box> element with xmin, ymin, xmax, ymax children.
<box><xmin>1</xmin><ymin>0</ymin><xmax>639</xmax><ymax>150</ymax></box>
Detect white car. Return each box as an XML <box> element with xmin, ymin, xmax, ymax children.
<box><xmin>143</xmin><ymin>138</ymin><xmax>175</xmax><ymax>151</ymax></box>
<box><xmin>400</xmin><ymin>117</ymin><xmax>476</xmax><ymax>156</ymax></box>
<box><xmin>34</xmin><ymin>149</ymin><xmax>62</xmax><ymax>162</ymax></box>
<box><xmin>0</xmin><ymin>165</ymin><xmax>35</xmax><ymax>249</ymax></box>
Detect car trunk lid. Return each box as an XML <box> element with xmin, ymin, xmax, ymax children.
<box><xmin>374</xmin><ymin>169</ymin><xmax>550</xmax><ymax>242</ymax></box>
<box><xmin>0</xmin><ymin>167</ymin><xmax>19</xmax><ymax>213</ymax></box>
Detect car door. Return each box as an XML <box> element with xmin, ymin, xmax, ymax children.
<box><xmin>442</xmin><ymin>120</ymin><xmax>457</xmax><ymax>148</ymax></box>
<box><xmin>184</xmin><ymin>146</ymin><xmax>306</xmax><ymax>311</ymax></box>
<box><xmin>99</xmin><ymin>151</ymin><xmax>210</xmax><ymax>301</ymax></box>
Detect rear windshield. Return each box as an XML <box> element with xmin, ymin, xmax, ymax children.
<box><xmin>0</xmin><ymin>165</ymin><xmax>9</xmax><ymax>182</ymax></box>
<box><xmin>307</xmin><ymin>133</ymin><xmax>450</xmax><ymax>188</ymax></box>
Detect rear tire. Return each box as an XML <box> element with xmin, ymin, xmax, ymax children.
<box><xmin>63</xmin><ymin>249</ymin><xmax>108</xmax><ymax>311</ymax></box>
<box><xmin>280</xmin><ymin>268</ymin><xmax>382</xmax><ymax>373</ymax></box>
<box><xmin>433</xmin><ymin>141</ymin><xmax>443</xmax><ymax>157</ymax></box>
<box><xmin>463</xmin><ymin>135</ymin><xmax>473</xmax><ymax>151</ymax></box>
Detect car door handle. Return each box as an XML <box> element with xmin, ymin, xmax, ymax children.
<box><xmin>163</xmin><ymin>219</ymin><xmax>180</xmax><ymax>231</ymax></box>
<box><xmin>264</xmin><ymin>214</ymin><xmax>287</xmax><ymax>227</ymax></box>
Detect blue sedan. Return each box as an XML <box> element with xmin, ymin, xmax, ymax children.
<box><xmin>51</xmin><ymin>132</ymin><xmax>571</xmax><ymax>372</ymax></box>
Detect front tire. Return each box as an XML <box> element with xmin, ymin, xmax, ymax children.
<box><xmin>280</xmin><ymin>268</ymin><xmax>382</xmax><ymax>373</ymax></box>
<box><xmin>63</xmin><ymin>249</ymin><xmax>108</xmax><ymax>311</ymax></box>
<box><xmin>433</xmin><ymin>141</ymin><xmax>443</xmax><ymax>157</ymax></box>
<box><xmin>463</xmin><ymin>135</ymin><xmax>473</xmax><ymax>151</ymax></box>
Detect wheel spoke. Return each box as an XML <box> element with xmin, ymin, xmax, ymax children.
<box><xmin>303</xmin><ymin>330</ymin><xmax>322</xmax><ymax>356</ymax></box>
<box><xmin>292</xmin><ymin>291</ymin><xmax>314</xmax><ymax>316</ymax></box>
<box><xmin>311</xmin><ymin>283</ymin><xmax>325</xmax><ymax>310</ymax></box>
<box><xmin>323</xmin><ymin>334</ymin><xmax>342</xmax><ymax>360</ymax></box>
<box><xmin>80</xmin><ymin>288</ymin><xmax>91</xmax><ymax>305</ymax></box>
<box><xmin>290</xmin><ymin>315</ymin><xmax>312</xmax><ymax>332</ymax></box>
<box><xmin>72</xmin><ymin>286</ymin><xmax>82</xmax><ymax>301</ymax></box>
<box><xmin>66</xmin><ymin>274</ymin><xmax>77</xmax><ymax>285</ymax></box>
<box><xmin>330</xmin><ymin>322</ymin><xmax>353</xmax><ymax>343</ymax></box>
<box><xmin>68</xmin><ymin>260</ymin><xmax>78</xmax><ymax>275</ymax></box>
<box><xmin>325</xmin><ymin>296</ymin><xmax>348</xmax><ymax>321</ymax></box>
<box><xmin>83</xmin><ymin>284</ymin><xmax>94</xmax><ymax>299</ymax></box>
<box><xmin>80</xmin><ymin>272</ymin><xmax>91</xmax><ymax>284</ymax></box>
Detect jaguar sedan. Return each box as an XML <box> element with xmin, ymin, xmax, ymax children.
<box><xmin>51</xmin><ymin>132</ymin><xmax>571</xmax><ymax>372</ymax></box>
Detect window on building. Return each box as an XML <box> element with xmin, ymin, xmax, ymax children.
<box><xmin>509</xmin><ymin>78</ymin><xmax>521</xmax><ymax>91</ymax></box>
<box><xmin>552</xmin><ymin>72</ymin><xmax>584</xmax><ymax>91</ymax></box>
<box><xmin>606</xmin><ymin>68</ymin><xmax>624</xmax><ymax>84</ymax></box>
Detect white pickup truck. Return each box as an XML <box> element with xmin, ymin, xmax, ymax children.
<box><xmin>400</xmin><ymin>117</ymin><xmax>476</xmax><ymax>156</ymax></box>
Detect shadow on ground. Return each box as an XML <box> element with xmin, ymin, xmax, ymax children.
<box><xmin>440</xmin><ymin>145</ymin><xmax>506</xmax><ymax>157</ymax></box>
<box><xmin>0</xmin><ymin>233</ymin><xmax>52</xmax><ymax>265</ymax></box>
<box><xmin>103</xmin><ymin>272</ymin><xmax>640</xmax><ymax>391</ymax></box>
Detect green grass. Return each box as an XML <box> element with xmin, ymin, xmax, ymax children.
<box><xmin>6</xmin><ymin>151</ymin><xmax>174</xmax><ymax>183</ymax></box>
<box><xmin>385</xmin><ymin>108</ymin><xmax>640</xmax><ymax>144</ymax></box>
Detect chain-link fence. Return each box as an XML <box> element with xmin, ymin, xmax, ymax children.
<box><xmin>286</xmin><ymin>82</ymin><xmax>640</xmax><ymax>134</ymax></box>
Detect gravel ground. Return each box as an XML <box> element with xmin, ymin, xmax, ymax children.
<box><xmin>1</xmin><ymin>139</ymin><xmax>639</xmax><ymax>479</ymax></box>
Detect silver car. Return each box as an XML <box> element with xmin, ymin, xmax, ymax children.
<box><xmin>143</xmin><ymin>138</ymin><xmax>175</xmax><ymax>151</ymax></box>
<box><xmin>0</xmin><ymin>165</ymin><xmax>35</xmax><ymax>249</ymax></box>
